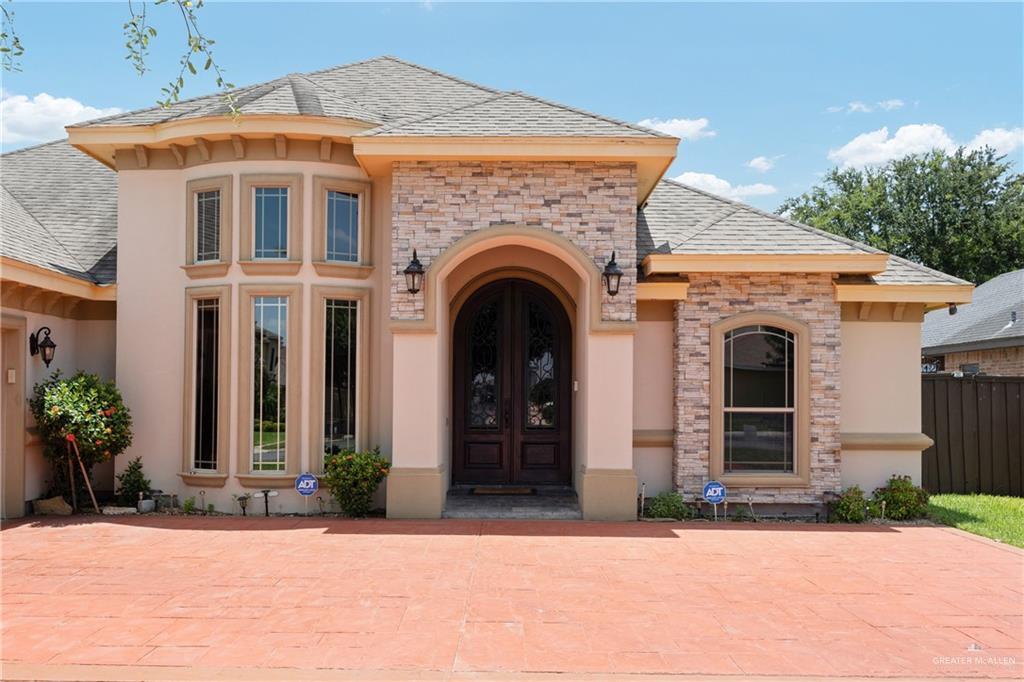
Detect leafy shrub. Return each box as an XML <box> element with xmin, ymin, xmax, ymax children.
<box><xmin>873</xmin><ymin>475</ymin><xmax>929</xmax><ymax>520</ymax></box>
<box><xmin>183</xmin><ymin>496</ymin><xmax>196</xmax><ymax>514</ymax></box>
<box><xmin>323</xmin><ymin>448</ymin><xmax>390</xmax><ymax>517</ymax></box>
<box><xmin>646</xmin><ymin>491</ymin><xmax>692</xmax><ymax>520</ymax></box>
<box><xmin>115</xmin><ymin>457</ymin><xmax>152</xmax><ymax>506</ymax></box>
<box><xmin>30</xmin><ymin>371</ymin><xmax>133</xmax><ymax>500</ymax></box>
<box><xmin>830</xmin><ymin>486</ymin><xmax>868</xmax><ymax>523</ymax></box>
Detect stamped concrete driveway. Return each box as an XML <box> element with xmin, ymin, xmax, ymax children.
<box><xmin>1</xmin><ymin>517</ymin><xmax>1021</xmax><ymax>681</ymax></box>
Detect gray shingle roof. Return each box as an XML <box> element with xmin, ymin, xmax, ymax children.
<box><xmin>922</xmin><ymin>269</ymin><xmax>1023</xmax><ymax>351</ymax></box>
<box><xmin>638</xmin><ymin>178</ymin><xmax>969</xmax><ymax>286</ymax></box>
<box><xmin>70</xmin><ymin>56</ymin><xmax>666</xmax><ymax>140</ymax></box>
<box><xmin>1</xmin><ymin>140</ymin><xmax>117</xmax><ymax>284</ymax></box>
<box><xmin>364</xmin><ymin>91</ymin><xmax>669</xmax><ymax>138</ymax></box>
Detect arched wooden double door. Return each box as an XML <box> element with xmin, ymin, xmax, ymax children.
<box><xmin>452</xmin><ymin>279</ymin><xmax>572</xmax><ymax>485</ymax></box>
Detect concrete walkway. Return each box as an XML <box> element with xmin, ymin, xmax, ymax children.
<box><xmin>1</xmin><ymin>517</ymin><xmax>1021</xmax><ymax>680</ymax></box>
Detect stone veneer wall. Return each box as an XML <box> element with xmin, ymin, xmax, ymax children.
<box><xmin>390</xmin><ymin>160</ymin><xmax>637</xmax><ymax>322</ymax></box>
<box><xmin>944</xmin><ymin>347</ymin><xmax>1024</xmax><ymax>377</ymax></box>
<box><xmin>673</xmin><ymin>273</ymin><xmax>842</xmax><ymax>503</ymax></box>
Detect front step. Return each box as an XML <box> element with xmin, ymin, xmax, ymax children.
<box><xmin>443</xmin><ymin>486</ymin><xmax>582</xmax><ymax>520</ymax></box>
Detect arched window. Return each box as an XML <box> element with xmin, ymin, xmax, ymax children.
<box><xmin>711</xmin><ymin>313</ymin><xmax>810</xmax><ymax>485</ymax></box>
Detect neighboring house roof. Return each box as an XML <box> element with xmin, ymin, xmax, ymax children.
<box><xmin>922</xmin><ymin>269</ymin><xmax>1024</xmax><ymax>353</ymax></box>
<box><xmin>638</xmin><ymin>178</ymin><xmax>968</xmax><ymax>287</ymax></box>
<box><xmin>1</xmin><ymin>140</ymin><xmax>117</xmax><ymax>284</ymax></box>
<box><xmin>71</xmin><ymin>55</ymin><xmax>664</xmax><ymax>140</ymax></box>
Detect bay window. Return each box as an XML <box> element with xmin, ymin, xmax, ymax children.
<box><xmin>184</xmin><ymin>176</ymin><xmax>231</xmax><ymax>279</ymax></box>
<box><xmin>312</xmin><ymin>176</ymin><xmax>372</xmax><ymax>278</ymax></box>
<box><xmin>239</xmin><ymin>174</ymin><xmax>303</xmax><ymax>275</ymax></box>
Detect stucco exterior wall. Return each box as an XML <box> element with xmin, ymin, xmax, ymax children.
<box><xmin>841</xmin><ymin>307</ymin><xmax>926</xmax><ymax>490</ymax></box>
<box><xmin>633</xmin><ymin>301</ymin><xmax>674</xmax><ymax>495</ymax></box>
<box><xmin>943</xmin><ymin>346</ymin><xmax>1024</xmax><ymax>376</ymax></box>
<box><xmin>5</xmin><ymin>309</ymin><xmax>117</xmax><ymax>502</ymax></box>
<box><xmin>115</xmin><ymin>150</ymin><xmax>394</xmax><ymax>514</ymax></box>
<box><xmin>673</xmin><ymin>273</ymin><xmax>842</xmax><ymax>503</ymax></box>
<box><xmin>389</xmin><ymin>161</ymin><xmax>637</xmax><ymax>323</ymax></box>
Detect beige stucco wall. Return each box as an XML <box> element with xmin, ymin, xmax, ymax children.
<box><xmin>3</xmin><ymin>308</ymin><xmax>117</xmax><ymax>504</ymax></box>
<box><xmin>840</xmin><ymin>309</ymin><xmax>926</xmax><ymax>490</ymax></box>
<box><xmin>115</xmin><ymin>150</ymin><xmax>394</xmax><ymax>514</ymax></box>
<box><xmin>633</xmin><ymin>302</ymin><xmax>674</xmax><ymax>495</ymax></box>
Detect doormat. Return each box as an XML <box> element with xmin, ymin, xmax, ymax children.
<box><xmin>471</xmin><ymin>487</ymin><xmax>535</xmax><ymax>495</ymax></box>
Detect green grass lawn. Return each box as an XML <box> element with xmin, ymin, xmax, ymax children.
<box><xmin>928</xmin><ymin>494</ymin><xmax>1024</xmax><ymax>549</ymax></box>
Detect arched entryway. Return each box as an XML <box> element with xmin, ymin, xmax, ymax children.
<box><xmin>452</xmin><ymin>279</ymin><xmax>572</xmax><ymax>485</ymax></box>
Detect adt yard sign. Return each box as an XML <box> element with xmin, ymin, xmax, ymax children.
<box><xmin>295</xmin><ymin>473</ymin><xmax>318</xmax><ymax>496</ymax></box>
<box><xmin>703</xmin><ymin>480</ymin><xmax>726</xmax><ymax>505</ymax></box>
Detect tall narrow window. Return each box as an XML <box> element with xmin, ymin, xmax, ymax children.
<box><xmin>254</xmin><ymin>187</ymin><xmax>288</xmax><ymax>259</ymax></box>
<box><xmin>722</xmin><ymin>325</ymin><xmax>795</xmax><ymax>473</ymax></box>
<box><xmin>195</xmin><ymin>190</ymin><xmax>221</xmax><ymax>262</ymax></box>
<box><xmin>252</xmin><ymin>296</ymin><xmax>288</xmax><ymax>471</ymax></box>
<box><xmin>325</xmin><ymin>191</ymin><xmax>359</xmax><ymax>262</ymax></box>
<box><xmin>322</xmin><ymin>299</ymin><xmax>358</xmax><ymax>461</ymax></box>
<box><xmin>192</xmin><ymin>299</ymin><xmax>219</xmax><ymax>470</ymax></box>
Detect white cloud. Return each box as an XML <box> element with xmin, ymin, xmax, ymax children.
<box><xmin>746</xmin><ymin>155</ymin><xmax>781</xmax><ymax>173</ymax></box>
<box><xmin>829</xmin><ymin>123</ymin><xmax>1024</xmax><ymax>168</ymax></box>
<box><xmin>637</xmin><ymin>117</ymin><xmax>716</xmax><ymax>140</ymax></box>
<box><xmin>877</xmin><ymin>99</ymin><xmax>905</xmax><ymax>111</ymax></box>
<box><xmin>673</xmin><ymin>172</ymin><xmax>777</xmax><ymax>200</ymax></box>
<box><xmin>1</xmin><ymin>92</ymin><xmax>122</xmax><ymax>144</ymax></box>
<box><xmin>827</xmin><ymin>99</ymin><xmax>906</xmax><ymax>114</ymax></box>
<box><xmin>966</xmin><ymin>127</ymin><xmax>1024</xmax><ymax>157</ymax></box>
<box><xmin>828</xmin><ymin>124</ymin><xmax>955</xmax><ymax>167</ymax></box>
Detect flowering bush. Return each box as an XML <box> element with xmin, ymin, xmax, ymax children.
<box><xmin>30</xmin><ymin>372</ymin><xmax>133</xmax><ymax>495</ymax></box>
<box><xmin>323</xmin><ymin>448</ymin><xmax>390</xmax><ymax>517</ymax></box>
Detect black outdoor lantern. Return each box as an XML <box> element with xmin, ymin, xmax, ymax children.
<box><xmin>602</xmin><ymin>252</ymin><xmax>624</xmax><ymax>297</ymax></box>
<box><xmin>29</xmin><ymin>327</ymin><xmax>57</xmax><ymax>367</ymax></box>
<box><xmin>403</xmin><ymin>249</ymin><xmax>425</xmax><ymax>294</ymax></box>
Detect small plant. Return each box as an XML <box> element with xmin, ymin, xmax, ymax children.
<box><xmin>206</xmin><ymin>503</ymin><xmax>215</xmax><ymax>514</ymax></box>
<box><xmin>873</xmin><ymin>475</ymin><xmax>929</xmax><ymax>520</ymax></box>
<box><xmin>182</xmin><ymin>496</ymin><xmax>196</xmax><ymax>514</ymax></box>
<box><xmin>115</xmin><ymin>457</ymin><xmax>152</xmax><ymax>506</ymax></box>
<box><xmin>830</xmin><ymin>486</ymin><xmax>868</xmax><ymax>523</ymax></box>
<box><xmin>731</xmin><ymin>505</ymin><xmax>750</xmax><ymax>522</ymax></box>
<box><xmin>646</xmin><ymin>491</ymin><xmax>692</xmax><ymax>520</ymax></box>
<box><xmin>323</xmin><ymin>448</ymin><xmax>390</xmax><ymax>517</ymax></box>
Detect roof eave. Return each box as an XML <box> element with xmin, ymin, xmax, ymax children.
<box><xmin>0</xmin><ymin>257</ymin><xmax>116</xmax><ymax>300</ymax></box>
<box><xmin>922</xmin><ymin>335</ymin><xmax>1023</xmax><ymax>355</ymax></box>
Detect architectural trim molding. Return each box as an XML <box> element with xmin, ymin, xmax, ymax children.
<box><xmin>637</xmin><ymin>281</ymin><xmax>688</xmax><ymax>300</ymax></box>
<box><xmin>389</xmin><ymin>224</ymin><xmax>636</xmax><ymax>336</ymax></box>
<box><xmin>308</xmin><ymin>285</ymin><xmax>372</xmax><ymax>475</ymax></box>
<box><xmin>0</xmin><ymin>257</ymin><xmax>115</xmax><ymax>301</ymax></box>
<box><xmin>238</xmin><ymin>174</ymin><xmax>304</xmax><ymax>264</ymax></box>
<box><xmin>632</xmin><ymin>429</ymin><xmax>674</xmax><ymax>447</ymax></box>
<box><xmin>644</xmin><ymin>253</ymin><xmax>890</xmax><ymax>276</ymax></box>
<box><xmin>834</xmin><ymin>282</ymin><xmax>974</xmax><ymax>306</ymax></box>
<box><xmin>840</xmin><ymin>432</ymin><xmax>935</xmax><ymax>451</ymax></box>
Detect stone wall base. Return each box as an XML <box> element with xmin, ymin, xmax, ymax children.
<box><xmin>385</xmin><ymin>467</ymin><xmax>445</xmax><ymax>519</ymax></box>
<box><xmin>580</xmin><ymin>468</ymin><xmax>638</xmax><ymax>521</ymax></box>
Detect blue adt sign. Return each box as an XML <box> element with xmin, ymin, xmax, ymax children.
<box><xmin>295</xmin><ymin>473</ymin><xmax>318</xmax><ymax>496</ymax></box>
<box><xmin>703</xmin><ymin>480</ymin><xmax>726</xmax><ymax>505</ymax></box>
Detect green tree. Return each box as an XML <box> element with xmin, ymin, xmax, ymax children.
<box><xmin>779</xmin><ymin>147</ymin><xmax>1024</xmax><ymax>284</ymax></box>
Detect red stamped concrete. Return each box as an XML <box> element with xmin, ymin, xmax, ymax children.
<box><xmin>1</xmin><ymin>517</ymin><xmax>1021</xmax><ymax>680</ymax></box>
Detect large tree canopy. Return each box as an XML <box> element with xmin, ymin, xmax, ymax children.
<box><xmin>779</xmin><ymin>148</ymin><xmax>1024</xmax><ymax>285</ymax></box>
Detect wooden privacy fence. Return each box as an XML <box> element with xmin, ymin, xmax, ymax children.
<box><xmin>921</xmin><ymin>374</ymin><xmax>1023</xmax><ymax>496</ymax></box>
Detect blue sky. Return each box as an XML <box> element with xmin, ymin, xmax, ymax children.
<box><xmin>2</xmin><ymin>1</ymin><xmax>1022</xmax><ymax>210</ymax></box>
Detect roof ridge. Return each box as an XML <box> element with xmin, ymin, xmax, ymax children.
<box><xmin>1</xmin><ymin>185</ymin><xmax>95</xmax><ymax>280</ymax></box>
<box><xmin>362</xmin><ymin>91</ymin><xmax>514</xmax><ymax>136</ymax></box>
<box><xmin>670</xmin><ymin>206</ymin><xmax>739</xmax><ymax>248</ymax></box>
<box><xmin>658</xmin><ymin>177</ymin><xmax>883</xmax><ymax>256</ymax></box>
<box><xmin>286</xmin><ymin>72</ymin><xmax>385</xmax><ymax>122</ymax></box>
<box><xmin>505</xmin><ymin>90</ymin><xmax>673</xmax><ymax>138</ymax></box>
<box><xmin>372</xmin><ymin>55</ymin><xmax>503</xmax><ymax>95</ymax></box>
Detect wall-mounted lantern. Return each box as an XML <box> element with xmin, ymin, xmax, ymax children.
<box><xmin>948</xmin><ymin>303</ymin><xmax>958</xmax><ymax>316</ymax></box>
<box><xmin>403</xmin><ymin>249</ymin><xmax>425</xmax><ymax>294</ymax></box>
<box><xmin>602</xmin><ymin>252</ymin><xmax>624</xmax><ymax>297</ymax></box>
<box><xmin>29</xmin><ymin>326</ymin><xmax>57</xmax><ymax>367</ymax></box>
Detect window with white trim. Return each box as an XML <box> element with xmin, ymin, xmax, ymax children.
<box><xmin>722</xmin><ymin>324</ymin><xmax>795</xmax><ymax>473</ymax></box>
<box><xmin>195</xmin><ymin>190</ymin><xmax>221</xmax><ymax>262</ymax></box>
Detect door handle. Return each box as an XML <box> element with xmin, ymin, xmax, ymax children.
<box><xmin>503</xmin><ymin>399</ymin><xmax>511</xmax><ymax>426</ymax></box>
